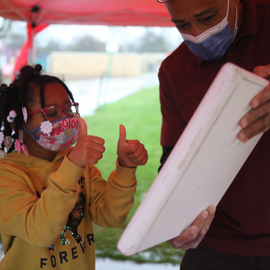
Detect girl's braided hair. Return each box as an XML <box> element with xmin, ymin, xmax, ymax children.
<box><xmin>0</xmin><ymin>64</ymin><xmax>75</xmax><ymax>154</ymax></box>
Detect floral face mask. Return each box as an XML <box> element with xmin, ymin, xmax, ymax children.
<box><xmin>23</xmin><ymin>116</ymin><xmax>80</xmax><ymax>151</ymax></box>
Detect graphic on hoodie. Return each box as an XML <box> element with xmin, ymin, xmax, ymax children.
<box><xmin>48</xmin><ymin>178</ymin><xmax>86</xmax><ymax>252</ymax></box>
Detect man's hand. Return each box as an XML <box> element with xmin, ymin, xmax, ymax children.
<box><xmin>237</xmin><ymin>64</ymin><xmax>270</xmax><ymax>143</ymax></box>
<box><xmin>168</xmin><ymin>205</ymin><xmax>216</xmax><ymax>250</ymax></box>
<box><xmin>117</xmin><ymin>124</ymin><xmax>148</xmax><ymax>168</ymax></box>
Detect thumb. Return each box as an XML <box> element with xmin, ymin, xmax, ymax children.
<box><xmin>78</xmin><ymin>117</ymin><xmax>88</xmax><ymax>141</ymax></box>
<box><xmin>118</xmin><ymin>124</ymin><xmax>126</xmax><ymax>143</ymax></box>
<box><xmin>117</xmin><ymin>124</ymin><xmax>129</xmax><ymax>159</ymax></box>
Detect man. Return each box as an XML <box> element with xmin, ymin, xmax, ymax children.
<box><xmin>157</xmin><ymin>0</ymin><xmax>270</xmax><ymax>268</ymax></box>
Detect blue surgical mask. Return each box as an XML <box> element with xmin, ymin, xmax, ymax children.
<box><xmin>181</xmin><ymin>0</ymin><xmax>238</xmax><ymax>61</ymax></box>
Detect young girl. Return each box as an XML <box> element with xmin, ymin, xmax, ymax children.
<box><xmin>0</xmin><ymin>64</ymin><xmax>148</xmax><ymax>270</ymax></box>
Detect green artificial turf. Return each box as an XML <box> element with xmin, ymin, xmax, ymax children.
<box><xmin>84</xmin><ymin>86</ymin><xmax>184</xmax><ymax>264</ymax></box>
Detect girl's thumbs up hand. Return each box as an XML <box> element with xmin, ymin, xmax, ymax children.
<box><xmin>117</xmin><ymin>124</ymin><xmax>148</xmax><ymax>168</ymax></box>
<box><xmin>68</xmin><ymin>118</ymin><xmax>105</xmax><ymax>168</ymax></box>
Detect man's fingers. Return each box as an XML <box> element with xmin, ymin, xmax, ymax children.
<box><xmin>250</xmin><ymin>63</ymin><xmax>270</xmax><ymax>108</ymax></box>
<box><xmin>238</xmin><ymin>112</ymin><xmax>270</xmax><ymax>142</ymax></box>
<box><xmin>191</xmin><ymin>210</ymin><xmax>209</xmax><ymax>230</ymax></box>
<box><xmin>204</xmin><ymin>205</ymin><xmax>216</xmax><ymax>228</ymax></box>
<box><xmin>238</xmin><ymin>97</ymin><xmax>270</xmax><ymax>129</ymax></box>
<box><xmin>249</xmin><ymin>83</ymin><xmax>270</xmax><ymax>109</ymax></box>
<box><xmin>168</xmin><ymin>206</ymin><xmax>216</xmax><ymax>250</ymax></box>
<box><xmin>168</xmin><ymin>225</ymin><xmax>198</xmax><ymax>248</ymax></box>
<box><xmin>253</xmin><ymin>65</ymin><xmax>270</xmax><ymax>79</ymax></box>
<box><xmin>169</xmin><ymin>210</ymin><xmax>209</xmax><ymax>248</ymax></box>
<box><xmin>205</xmin><ymin>205</ymin><xmax>216</xmax><ymax>217</ymax></box>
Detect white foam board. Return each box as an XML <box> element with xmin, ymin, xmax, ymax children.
<box><xmin>117</xmin><ymin>63</ymin><xmax>269</xmax><ymax>256</ymax></box>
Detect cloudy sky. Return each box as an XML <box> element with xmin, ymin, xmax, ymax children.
<box><xmin>8</xmin><ymin>19</ymin><xmax>183</xmax><ymax>49</ymax></box>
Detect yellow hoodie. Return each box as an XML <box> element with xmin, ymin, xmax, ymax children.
<box><xmin>0</xmin><ymin>148</ymin><xmax>137</xmax><ymax>269</ymax></box>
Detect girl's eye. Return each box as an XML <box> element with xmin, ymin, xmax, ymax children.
<box><xmin>47</xmin><ymin>113</ymin><xmax>58</xmax><ymax>119</ymax></box>
<box><xmin>45</xmin><ymin>108</ymin><xmax>59</xmax><ymax>120</ymax></box>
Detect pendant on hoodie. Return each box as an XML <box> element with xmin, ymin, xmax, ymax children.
<box><xmin>48</xmin><ymin>191</ymin><xmax>86</xmax><ymax>252</ymax></box>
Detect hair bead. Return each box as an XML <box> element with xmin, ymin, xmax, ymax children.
<box><xmin>9</xmin><ymin>110</ymin><xmax>17</xmax><ymax>118</ymax></box>
<box><xmin>35</xmin><ymin>64</ymin><xmax>42</xmax><ymax>72</ymax></box>
<box><xmin>7</xmin><ymin>110</ymin><xmax>17</xmax><ymax>123</ymax></box>
<box><xmin>9</xmin><ymin>83</ymin><xmax>17</xmax><ymax>90</ymax></box>
<box><xmin>0</xmin><ymin>64</ymin><xmax>74</xmax><ymax>156</ymax></box>
<box><xmin>0</xmin><ymin>84</ymin><xmax>8</xmax><ymax>93</ymax></box>
<box><xmin>32</xmin><ymin>64</ymin><xmax>42</xmax><ymax>76</ymax></box>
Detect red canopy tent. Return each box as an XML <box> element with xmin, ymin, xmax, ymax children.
<box><xmin>0</xmin><ymin>0</ymin><xmax>172</xmax><ymax>27</ymax></box>
<box><xmin>0</xmin><ymin>0</ymin><xmax>174</xmax><ymax>75</ymax></box>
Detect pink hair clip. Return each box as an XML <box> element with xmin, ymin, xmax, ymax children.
<box><xmin>7</xmin><ymin>110</ymin><xmax>17</xmax><ymax>123</ymax></box>
<box><xmin>0</xmin><ymin>131</ymin><xmax>4</xmax><ymax>145</ymax></box>
<box><xmin>15</xmin><ymin>129</ymin><xmax>29</xmax><ymax>156</ymax></box>
<box><xmin>22</xmin><ymin>107</ymin><xmax>28</xmax><ymax>123</ymax></box>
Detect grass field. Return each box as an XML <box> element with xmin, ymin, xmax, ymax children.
<box><xmin>84</xmin><ymin>86</ymin><xmax>185</xmax><ymax>264</ymax></box>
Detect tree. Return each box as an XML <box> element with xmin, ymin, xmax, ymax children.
<box><xmin>66</xmin><ymin>35</ymin><xmax>106</xmax><ymax>52</ymax></box>
<box><xmin>3</xmin><ymin>33</ymin><xmax>26</xmax><ymax>51</ymax></box>
<box><xmin>35</xmin><ymin>39</ymin><xmax>64</xmax><ymax>58</ymax></box>
<box><xmin>0</xmin><ymin>19</ymin><xmax>12</xmax><ymax>39</ymax></box>
<box><xmin>126</xmin><ymin>30</ymin><xmax>169</xmax><ymax>53</ymax></box>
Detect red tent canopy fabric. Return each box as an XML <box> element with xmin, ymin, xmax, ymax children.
<box><xmin>0</xmin><ymin>0</ymin><xmax>173</xmax><ymax>27</ymax></box>
<box><xmin>0</xmin><ymin>0</ymin><xmax>175</xmax><ymax>76</ymax></box>
<box><xmin>13</xmin><ymin>23</ymin><xmax>48</xmax><ymax>77</ymax></box>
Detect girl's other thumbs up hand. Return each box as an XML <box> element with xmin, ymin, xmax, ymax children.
<box><xmin>117</xmin><ymin>124</ymin><xmax>148</xmax><ymax>168</ymax></box>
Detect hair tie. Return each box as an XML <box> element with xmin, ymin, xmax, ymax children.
<box><xmin>7</xmin><ymin>110</ymin><xmax>17</xmax><ymax>123</ymax></box>
<box><xmin>0</xmin><ymin>84</ymin><xmax>8</xmax><ymax>93</ymax></box>
<box><xmin>32</xmin><ymin>64</ymin><xmax>42</xmax><ymax>76</ymax></box>
<box><xmin>35</xmin><ymin>64</ymin><xmax>42</xmax><ymax>71</ymax></box>
<box><xmin>9</xmin><ymin>83</ymin><xmax>17</xmax><ymax>90</ymax></box>
<box><xmin>13</xmin><ymin>70</ymin><xmax>20</xmax><ymax>78</ymax></box>
<box><xmin>0</xmin><ymin>83</ymin><xmax>17</xmax><ymax>94</ymax></box>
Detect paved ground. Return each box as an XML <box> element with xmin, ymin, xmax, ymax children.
<box><xmin>96</xmin><ymin>258</ymin><xmax>179</xmax><ymax>270</ymax></box>
<box><xmin>66</xmin><ymin>73</ymin><xmax>159</xmax><ymax>117</ymax></box>
<box><xmin>0</xmin><ymin>250</ymin><xmax>179</xmax><ymax>269</ymax></box>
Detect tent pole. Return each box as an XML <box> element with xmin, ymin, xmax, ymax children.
<box><xmin>29</xmin><ymin>25</ymin><xmax>35</xmax><ymax>65</ymax></box>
